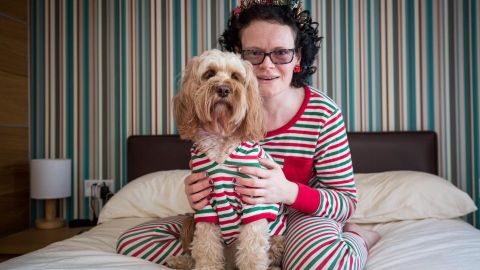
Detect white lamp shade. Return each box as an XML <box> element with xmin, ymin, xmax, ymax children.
<box><xmin>30</xmin><ymin>159</ymin><xmax>72</xmax><ymax>199</ymax></box>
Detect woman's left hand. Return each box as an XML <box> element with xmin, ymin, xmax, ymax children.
<box><xmin>234</xmin><ymin>158</ymin><xmax>298</xmax><ymax>205</ymax></box>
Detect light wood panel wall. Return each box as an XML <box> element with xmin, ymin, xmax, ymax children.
<box><xmin>0</xmin><ymin>0</ymin><xmax>29</xmax><ymax>236</ymax></box>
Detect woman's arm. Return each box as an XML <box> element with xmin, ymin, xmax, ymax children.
<box><xmin>235</xmin><ymin>109</ymin><xmax>357</xmax><ymax>223</ymax></box>
<box><xmin>307</xmin><ymin>108</ymin><xmax>357</xmax><ymax>222</ymax></box>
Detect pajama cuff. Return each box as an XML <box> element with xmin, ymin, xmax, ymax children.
<box><xmin>289</xmin><ymin>183</ymin><xmax>320</xmax><ymax>214</ymax></box>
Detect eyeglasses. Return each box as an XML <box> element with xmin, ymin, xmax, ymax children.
<box><xmin>241</xmin><ymin>48</ymin><xmax>296</xmax><ymax>65</ymax></box>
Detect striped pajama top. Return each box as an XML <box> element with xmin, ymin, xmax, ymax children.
<box><xmin>191</xmin><ymin>141</ymin><xmax>286</xmax><ymax>246</ymax></box>
<box><xmin>260</xmin><ymin>86</ymin><xmax>357</xmax><ymax>222</ymax></box>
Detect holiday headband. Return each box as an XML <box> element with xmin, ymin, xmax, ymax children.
<box><xmin>234</xmin><ymin>0</ymin><xmax>303</xmax><ymax>16</ymax></box>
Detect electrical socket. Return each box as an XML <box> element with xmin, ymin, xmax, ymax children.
<box><xmin>84</xmin><ymin>180</ymin><xmax>114</xmax><ymax>197</ymax></box>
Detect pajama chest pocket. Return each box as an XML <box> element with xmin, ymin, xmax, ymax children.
<box><xmin>282</xmin><ymin>157</ymin><xmax>314</xmax><ymax>184</ymax></box>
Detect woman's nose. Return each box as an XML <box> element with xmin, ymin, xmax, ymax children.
<box><xmin>258</xmin><ymin>53</ymin><xmax>276</xmax><ymax>68</ymax></box>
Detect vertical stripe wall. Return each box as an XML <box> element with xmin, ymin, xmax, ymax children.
<box><xmin>30</xmin><ymin>0</ymin><xmax>479</xmax><ymax>227</ymax></box>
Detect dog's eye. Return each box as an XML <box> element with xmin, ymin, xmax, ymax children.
<box><xmin>231</xmin><ymin>72</ymin><xmax>241</xmax><ymax>81</ymax></box>
<box><xmin>202</xmin><ymin>69</ymin><xmax>216</xmax><ymax>80</ymax></box>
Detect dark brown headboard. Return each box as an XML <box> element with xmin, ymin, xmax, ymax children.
<box><xmin>127</xmin><ymin>131</ymin><xmax>438</xmax><ymax>182</ymax></box>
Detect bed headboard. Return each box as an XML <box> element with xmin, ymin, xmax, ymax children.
<box><xmin>127</xmin><ymin>131</ymin><xmax>438</xmax><ymax>182</ymax></box>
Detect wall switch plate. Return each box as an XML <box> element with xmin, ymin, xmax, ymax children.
<box><xmin>84</xmin><ymin>180</ymin><xmax>114</xmax><ymax>197</ymax></box>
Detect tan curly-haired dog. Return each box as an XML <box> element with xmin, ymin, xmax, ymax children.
<box><xmin>169</xmin><ymin>49</ymin><xmax>284</xmax><ymax>270</ymax></box>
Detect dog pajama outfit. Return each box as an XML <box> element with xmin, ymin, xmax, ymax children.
<box><xmin>191</xmin><ymin>141</ymin><xmax>286</xmax><ymax>246</ymax></box>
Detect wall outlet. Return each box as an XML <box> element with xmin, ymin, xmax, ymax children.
<box><xmin>84</xmin><ymin>180</ymin><xmax>114</xmax><ymax>197</ymax></box>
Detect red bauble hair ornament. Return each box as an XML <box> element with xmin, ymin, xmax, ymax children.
<box><xmin>293</xmin><ymin>65</ymin><xmax>302</xmax><ymax>73</ymax></box>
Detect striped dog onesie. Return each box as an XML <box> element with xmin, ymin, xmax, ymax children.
<box><xmin>191</xmin><ymin>141</ymin><xmax>286</xmax><ymax>246</ymax></box>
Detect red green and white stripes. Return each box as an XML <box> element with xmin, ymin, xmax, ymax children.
<box><xmin>258</xmin><ymin>86</ymin><xmax>367</xmax><ymax>269</ymax></box>
<box><xmin>283</xmin><ymin>210</ymin><xmax>367</xmax><ymax>270</ymax></box>
<box><xmin>261</xmin><ymin>86</ymin><xmax>357</xmax><ymax>223</ymax></box>
<box><xmin>191</xmin><ymin>142</ymin><xmax>285</xmax><ymax>245</ymax></box>
<box><xmin>116</xmin><ymin>215</ymin><xmax>187</xmax><ymax>264</ymax></box>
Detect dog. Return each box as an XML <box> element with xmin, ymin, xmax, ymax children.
<box><xmin>168</xmin><ymin>49</ymin><xmax>285</xmax><ymax>270</ymax></box>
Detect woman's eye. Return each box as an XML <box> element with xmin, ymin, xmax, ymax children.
<box><xmin>274</xmin><ymin>49</ymin><xmax>288</xmax><ymax>55</ymax></box>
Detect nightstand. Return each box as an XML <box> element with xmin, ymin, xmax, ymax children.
<box><xmin>0</xmin><ymin>226</ymin><xmax>92</xmax><ymax>262</ymax></box>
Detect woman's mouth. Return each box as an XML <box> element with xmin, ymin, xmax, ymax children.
<box><xmin>257</xmin><ymin>76</ymin><xmax>279</xmax><ymax>81</ymax></box>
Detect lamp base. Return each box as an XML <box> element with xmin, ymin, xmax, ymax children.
<box><xmin>35</xmin><ymin>218</ymin><xmax>65</xmax><ymax>230</ymax></box>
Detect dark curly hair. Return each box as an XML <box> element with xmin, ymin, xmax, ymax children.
<box><xmin>219</xmin><ymin>4</ymin><xmax>322</xmax><ymax>88</ymax></box>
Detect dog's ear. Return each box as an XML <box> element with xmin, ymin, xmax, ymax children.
<box><xmin>173</xmin><ymin>58</ymin><xmax>199</xmax><ymax>141</ymax></box>
<box><xmin>239</xmin><ymin>60</ymin><xmax>266</xmax><ymax>141</ymax></box>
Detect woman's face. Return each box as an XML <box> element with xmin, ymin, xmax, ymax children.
<box><xmin>240</xmin><ymin>20</ymin><xmax>301</xmax><ymax>98</ymax></box>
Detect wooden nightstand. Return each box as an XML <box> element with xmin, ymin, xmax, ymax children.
<box><xmin>0</xmin><ymin>226</ymin><xmax>92</xmax><ymax>262</ymax></box>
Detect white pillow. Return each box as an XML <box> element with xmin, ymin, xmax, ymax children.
<box><xmin>98</xmin><ymin>170</ymin><xmax>477</xmax><ymax>225</ymax></box>
<box><xmin>350</xmin><ymin>171</ymin><xmax>478</xmax><ymax>223</ymax></box>
<box><xmin>98</xmin><ymin>170</ymin><xmax>194</xmax><ymax>224</ymax></box>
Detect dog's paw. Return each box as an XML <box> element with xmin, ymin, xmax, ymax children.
<box><xmin>165</xmin><ymin>254</ymin><xmax>195</xmax><ymax>269</ymax></box>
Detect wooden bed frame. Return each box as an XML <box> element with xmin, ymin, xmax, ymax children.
<box><xmin>126</xmin><ymin>131</ymin><xmax>438</xmax><ymax>182</ymax></box>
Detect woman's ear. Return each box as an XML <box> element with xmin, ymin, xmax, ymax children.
<box><xmin>295</xmin><ymin>48</ymin><xmax>302</xmax><ymax>65</ymax></box>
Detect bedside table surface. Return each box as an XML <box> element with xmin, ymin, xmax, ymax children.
<box><xmin>0</xmin><ymin>226</ymin><xmax>92</xmax><ymax>255</ymax></box>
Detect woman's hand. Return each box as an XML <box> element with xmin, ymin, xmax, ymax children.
<box><xmin>234</xmin><ymin>158</ymin><xmax>298</xmax><ymax>205</ymax></box>
<box><xmin>184</xmin><ymin>172</ymin><xmax>212</xmax><ymax>210</ymax></box>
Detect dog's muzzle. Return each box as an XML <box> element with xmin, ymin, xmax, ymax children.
<box><xmin>216</xmin><ymin>85</ymin><xmax>231</xmax><ymax>98</ymax></box>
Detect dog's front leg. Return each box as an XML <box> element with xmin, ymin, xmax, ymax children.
<box><xmin>191</xmin><ymin>222</ymin><xmax>224</xmax><ymax>270</ymax></box>
<box><xmin>236</xmin><ymin>219</ymin><xmax>270</xmax><ymax>270</ymax></box>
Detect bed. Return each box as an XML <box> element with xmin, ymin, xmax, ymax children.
<box><xmin>1</xmin><ymin>131</ymin><xmax>479</xmax><ymax>270</ymax></box>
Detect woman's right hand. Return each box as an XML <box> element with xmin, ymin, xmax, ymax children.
<box><xmin>184</xmin><ymin>172</ymin><xmax>212</xmax><ymax>210</ymax></box>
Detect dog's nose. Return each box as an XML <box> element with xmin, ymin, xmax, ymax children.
<box><xmin>216</xmin><ymin>86</ymin><xmax>231</xmax><ymax>98</ymax></box>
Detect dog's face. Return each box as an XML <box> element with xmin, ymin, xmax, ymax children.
<box><xmin>174</xmin><ymin>49</ymin><xmax>265</xmax><ymax>142</ymax></box>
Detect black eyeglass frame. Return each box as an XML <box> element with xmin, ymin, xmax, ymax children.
<box><xmin>241</xmin><ymin>48</ymin><xmax>296</xmax><ymax>65</ymax></box>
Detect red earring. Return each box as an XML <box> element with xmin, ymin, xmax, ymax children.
<box><xmin>293</xmin><ymin>65</ymin><xmax>302</xmax><ymax>73</ymax></box>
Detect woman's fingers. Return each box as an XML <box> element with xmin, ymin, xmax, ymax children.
<box><xmin>185</xmin><ymin>177</ymin><xmax>211</xmax><ymax>194</ymax></box>
<box><xmin>184</xmin><ymin>172</ymin><xmax>208</xmax><ymax>185</ymax></box>
<box><xmin>191</xmin><ymin>197</ymin><xmax>209</xmax><ymax>210</ymax></box>
<box><xmin>240</xmin><ymin>194</ymin><xmax>267</xmax><ymax>205</ymax></box>
<box><xmin>235</xmin><ymin>184</ymin><xmax>266</xmax><ymax>197</ymax></box>
<box><xmin>234</xmin><ymin>176</ymin><xmax>266</xmax><ymax>189</ymax></box>
<box><xmin>237</xmin><ymin>166</ymin><xmax>269</xmax><ymax>179</ymax></box>
<box><xmin>258</xmin><ymin>158</ymin><xmax>280</xmax><ymax>169</ymax></box>
<box><xmin>189</xmin><ymin>185</ymin><xmax>211</xmax><ymax>202</ymax></box>
<box><xmin>184</xmin><ymin>172</ymin><xmax>211</xmax><ymax>209</ymax></box>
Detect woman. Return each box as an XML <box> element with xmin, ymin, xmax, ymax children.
<box><xmin>117</xmin><ymin>1</ymin><xmax>380</xmax><ymax>269</ymax></box>
<box><xmin>186</xmin><ymin>1</ymin><xmax>380</xmax><ymax>269</ymax></box>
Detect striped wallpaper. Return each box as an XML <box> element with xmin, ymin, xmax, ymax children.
<box><xmin>30</xmin><ymin>0</ymin><xmax>479</xmax><ymax>227</ymax></box>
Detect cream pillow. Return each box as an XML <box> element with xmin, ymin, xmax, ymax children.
<box><xmin>350</xmin><ymin>171</ymin><xmax>478</xmax><ymax>223</ymax></box>
<box><xmin>98</xmin><ymin>170</ymin><xmax>194</xmax><ymax>224</ymax></box>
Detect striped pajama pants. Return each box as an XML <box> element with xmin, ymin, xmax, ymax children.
<box><xmin>116</xmin><ymin>211</ymin><xmax>368</xmax><ymax>270</ymax></box>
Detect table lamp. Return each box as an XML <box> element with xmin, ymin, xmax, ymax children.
<box><xmin>30</xmin><ymin>159</ymin><xmax>72</xmax><ymax>229</ymax></box>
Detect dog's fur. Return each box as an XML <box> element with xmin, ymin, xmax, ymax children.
<box><xmin>169</xmin><ymin>49</ymin><xmax>284</xmax><ymax>270</ymax></box>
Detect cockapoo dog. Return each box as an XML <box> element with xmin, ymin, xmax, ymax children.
<box><xmin>169</xmin><ymin>49</ymin><xmax>285</xmax><ymax>270</ymax></box>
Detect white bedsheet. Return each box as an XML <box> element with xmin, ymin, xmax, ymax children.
<box><xmin>1</xmin><ymin>218</ymin><xmax>480</xmax><ymax>269</ymax></box>
<box><xmin>0</xmin><ymin>217</ymin><xmax>167</xmax><ymax>270</ymax></box>
<box><xmin>365</xmin><ymin>218</ymin><xmax>480</xmax><ymax>270</ymax></box>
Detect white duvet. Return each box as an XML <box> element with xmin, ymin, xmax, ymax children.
<box><xmin>2</xmin><ymin>217</ymin><xmax>480</xmax><ymax>270</ymax></box>
<box><xmin>365</xmin><ymin>218</ymin><xmax>480</xmax><ymax>270</ymax></box>
<box><xmin>2</xmin><ymin>170</ymin><xmax>479</xmax><ymax>269</ymax></box>
<box><xmin>0</xmin><ymin>218</ymin><xmax>167</xmax><ymax>270</ymax></box>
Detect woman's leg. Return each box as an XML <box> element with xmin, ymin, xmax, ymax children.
<box><xmin>116</xmin><ymin>215</ymin><xmax>188</xmax><ymax>265</ymax></box>
<box><xmin>283</xmin><ymin>211</ymin><xmax>368</xmax><ymax>270</ymax></box>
